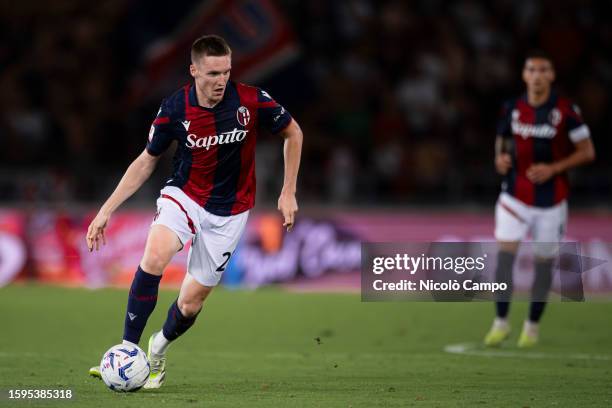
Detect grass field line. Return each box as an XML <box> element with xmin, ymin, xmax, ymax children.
<box><xmin>444</xmin><ymin>342</ymin><xmax>612</xmax><ymax>361</ymax></box>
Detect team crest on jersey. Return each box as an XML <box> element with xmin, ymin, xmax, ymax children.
<box><xmin>549</xmin><ymin>108</ymin><xmax>562</xmax><ymax>126</ymax></box>
<box><xmin>237</xmin><ymin>106</ymin><xmax>251</xmax><ymax>126</ymax></box>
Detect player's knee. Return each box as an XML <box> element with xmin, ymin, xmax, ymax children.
<box><xmin>140</xmin><ymin>250</ymin><xmax>169</xmax><ymax>275</ymax></box>
<box><xmin>177</xmin><ymin>298</ymin><xmax>203</xmax><ymax>318</ymax></box>
<box><xmin>534</xmin><ymin>243</ymin><xmax>559</xmax><ymax>259</ymax></box>
<box><xmin>498</xmin><ymin>241</ymin><xmax>520</xmax><ymax>254</ymax></box>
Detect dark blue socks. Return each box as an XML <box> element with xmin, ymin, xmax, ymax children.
<box><xmin>495</xmin><ymin>250</ymin><xmax>515</xmax><ymax>318</ymax></box>
<box><xmin>529</xmin><ymin>258</ymin><xmax>553</xmax><ymax>322</ymax></box>
<box><xmin>162</xmin><ymin>300</ymin><xmax>199</xmax><ymax>341</ymax></box>
<box><xmin>493</xmin><ymin>252</ymin><xmax>553</xmax><ymax>323</ymax></box>
<box><xmin>123</xmin><ymin>267</ymin><xmax>162</xmax><ymax>344</ymax></box>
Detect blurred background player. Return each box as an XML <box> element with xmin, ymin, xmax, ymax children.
<box><xmin>85</xmin><ymin>35</ymin><xmax>303</xmax><ymax>388</ymax></box>
<box><xmin>484</xmin><ymin>51</ymin><xmax>595</xmax><ymax>348</ymax></box>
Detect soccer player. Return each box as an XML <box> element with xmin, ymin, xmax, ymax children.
<box><xmin>484</xmin><ymin>51</ymin><xmax>595</xmax><ymax>348</ymax></box>
<box><xmin>86</xmin><ymin>35</ymin><xmax>302</xmax><ymax>388</ymax></box>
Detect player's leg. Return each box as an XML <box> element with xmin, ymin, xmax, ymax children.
<box><xmin>89</xmin><ymin>225</ymin><xmax>182</xmax><ymax>379</ymax></box>
<box><xmin>144</xmin><ymin>273</ymin><xmax>212</xmax><ymax>389</ymax></box>
<box><xmin>484</xmin><ymin>240</ymin><xmax>518</xmax><ymax>346</ymax></box>
<box><xmin>90</xmin><ymin>188</ymin><xmax>197</xmax><ymax>379</ymax></box>
<box><xmin>494</xmin><ymin>240</ymin><xmax>519</xmax><ymax>314</ymax></box>
<box><xmin>518</xmin><ymin>201</ymin><xmax>566</xmax><ymax>348</ymax></box>
<box><xmin>123</xmin><ymin>224</ymin><xmax>183</xmax><ymax>345</ymax></box>
<box><xmin>150</xmin><ymin>274</ymin><xmax>212</xmax><ymax>352</ymax></box>
<box><xmin>485</xmin><ymin>194</ymin><xmax>529</xmax><ymax>346</ymax></box>
<box><xmin>152</xmin><ymin>209</ymin><xmax>250</xmax><ymax>352</ymax></box>
<box><xmin>151</xmin><ymin>272</ymin><xmax>213</xmax><ymax>357</ymax></box>
<box><xmin>144</xmin><ymin>210</ymin><xmax>249</xmax><ymax>389</ymax></box>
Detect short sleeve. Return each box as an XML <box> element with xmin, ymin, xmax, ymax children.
<box><xmin>496</xmin><ymin>101</ymin><xmax>513</xmax><ymax>138</ymax></box>
<box><xmin>566</xmin><ymin>103</ymin><xmax>591</xmax><ymax>143</ymax></box>
<box><xmin>146</xmin><ymin>99</ymin><xmax>175</xmax><ymax>156</ymax></box>
<box><xmin>257</xmin><ymin>88</ymin><xmax>292</xmax><ymax>134</ymax></box>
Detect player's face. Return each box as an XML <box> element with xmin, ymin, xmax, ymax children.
<box><xmin>190</xmin><ymin>54</ymin><xmax>232</xmax><ymax>104</ymax></box>
<box><xmin>522</xmin><ymin>58</ymin><xmax>555</xmax><ymax>94</ymax></box>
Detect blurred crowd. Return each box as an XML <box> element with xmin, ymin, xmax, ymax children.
<box><xmin>1</xmin><ymin>0</ymin><xmax>610</xmax><ymax>207</ymax></box>
<box><xmin>0</xmin><ymin>1</ymin><xmax>129</xmax><ymax>202</ymax></box>
<box><xmin>287</xmin><ymin>0</ymin><xmax>612</xmax><ymax>206</ymax></box>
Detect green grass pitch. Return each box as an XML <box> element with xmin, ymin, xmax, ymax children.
<box><xmin>0</xmin><ymin>284</ymin><xmax>611</xmax><ymax>407</ymax></box>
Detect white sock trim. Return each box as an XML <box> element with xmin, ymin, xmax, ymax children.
<box><xmin>151</xmin><ymin>331</ymin><xmax>171</xmax><ymax>355</ymax></box>
<box><xmin>493</xmin><ymin>317</ymin><xmax>509</xmax><ymax>329</ymax></box>
<box><xmin>524</xmin><ymin>320</ymin><xmax>539</xmax><ymax>336</ymax></box>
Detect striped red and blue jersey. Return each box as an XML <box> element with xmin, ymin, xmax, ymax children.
<box><xmin>497</xmin><ymin>91</ymin><xmax>590</xmax><ymax>207</ymax></box>
<box><xmin>146</xmin><ymin>81</ymin><xmax>292</xmax><ymax>216</ymax></box>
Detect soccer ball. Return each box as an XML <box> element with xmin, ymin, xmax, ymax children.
<box><xmin>99</xmin><ymin>344</ymin><xmax>150</xmax><ymax>392</ymax></box>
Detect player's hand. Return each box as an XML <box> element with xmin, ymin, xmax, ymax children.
<box><xmin>86</xmin><ymin>212</ymin><xmax>110</xmax><ymax>252</ymax></box>
<box><xmin>526</xmin><ymin>163</ymin><xmax>558</xmax><ymax>184</ymax></box>
<box><xmin>495</xmin><ymin>153</ymin><xmax>512</xmax><ymax>175</ymax></box>
<box><xmin>278</xmin><ymin>191</ymin><xmax>298</xmax><ymax>231</ymax></box>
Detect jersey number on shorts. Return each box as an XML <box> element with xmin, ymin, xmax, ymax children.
<box><xmin>216</xmin><ymin>252</ymin><xmax>232</xmax><ymax>272</ymax></box>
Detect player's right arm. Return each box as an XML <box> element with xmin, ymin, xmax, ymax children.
<box><xmin>495</xmin><ymin>135</ymin><xmax>512</xmax><ymax>175</ymax></box>
<box><xmin>494</xmin><ymin>101</ymin><xmax>513</xmax><ymax>175</ymax></box>
<box><xmin>86</xmin><ymin>150</ymin><xmax>161</xmax><ymax>251</ymax></box>
<box><xmin>87</xmin><ymin>98</ymin><xmax>176</xmax><ymax>251</ymax></box>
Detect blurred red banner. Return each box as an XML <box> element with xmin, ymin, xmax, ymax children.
<box><xmin>1</xmin><ymin>209</ymin><xmax>611</xmax><ymax>293</ymax></box>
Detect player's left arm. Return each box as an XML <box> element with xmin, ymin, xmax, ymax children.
<box><xmin>256</xmin><ymin>88</ymin><xmax>303</xmax><ymax>230</ymax></box>
<box><xmin>277</xmin><ymin>119</ymin><xmax>303</xmax><ymax>231</ymax></box>
<box><xmin>527</xmin><ymin>139</ymin><xmax>595</xmax><ymax>184</ymax></box>
<box><xmin>527</xmin><ymin>104</ymin><xmax>596</xmax><ymax>184</ymax></box>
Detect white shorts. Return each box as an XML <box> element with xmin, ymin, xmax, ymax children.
<box><xmin>152</xmin><ymin>186</ymin><xmax>249</xmax><ymax>287</ymax></box>
<box><xmin>495</xmin><ymin>192</ymin><xmax>567</xmax><ymax>257</ymax></box>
